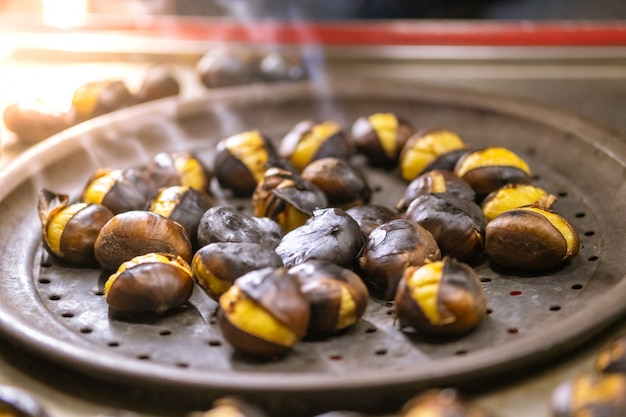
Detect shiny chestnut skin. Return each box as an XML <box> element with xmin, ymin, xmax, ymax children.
<box><xmin>395</xmin><ymin>257</ymin><xmax>487</xmax><ymax>336</ymax></box>
<box><xmin>196</xmin><ymin>205</ymin><xmax>283</xmax><ymax>249</ymax></box>
<box><xmin>275</xmin><ymin>208</ymin><xmax>364</xmax><ymax>269</ymax></box>
<box><xmin>358</xmin><ymin>218</ymin><xmax>441</xmax><ymax>300</ymax></box>
<box><xmin>399</xmin><ymin>389</ymin><xmax>493</xmax><ymax>417</ymax></box>
<box><xmin>346</xmin><ymin>204</ymin><xmax>401</xmax><ymax>238</ymax></box>
<box><xmin>71</xmin><ymin>79</ymin><xmax>136</xmax><ymax>123</ymax></box>
<box><xmin>104</xmin><ymin>252</ymin><xmax>194</xmax><ymax>315</ymax></box>
<box><xmin>301</xmin><ymin>157</ymin><xmax>372</xmax><ymax>209</ymax></box>
<box><xmin>259</xmin><ymin>50</ymin><xmax>308</xmax><ymax>82</ymax></box>
<box><xmin>135</xmin><ymin>64</ymin><xmax>181</xmax><ymax>103</ymax></box>
<box><xmin>94</xmin><ymin>210</ymin><xmax>193</xmax><ymax>271</ymax></box>
<box><xmin>219</xmin><ymin>267</ymin><xmax>310</xmax><ymax>358</ymax></box>
<box><xmin>0</xmin><ymin>384</ymin><xmax>51</xmax><ymax>417</ymax></box>
<box><xmin>551</xmin><ymin>374</ymin><xmax>626</xmax><ymax>417</ymax></box>
<box><xmin>81</xmin><ymin>168</ymin><xmax>150</xmax><ymax>214</ymax></box>
<box><xmin>404</xmin><ymin>192</ymin><xmax>487</xmax><ymax>263</ymax></box>
<box><xmin>485</xmin><ymin>205</ymin><xmax>580</xmax><ymax>272</ymax></box>
<box><xmin>148</xmin><ymin>151</ymin><xmax>212</xmax><ymax>194</ymax></box>
<box><xmin>597</xmin><ymin>335</ymin><xmax>626</xmax><ymax>375</ymax></box>
<box><xmin>192</xmin><ymin>242</ymin><xmax>283</xmax><ymax>301</ymax></box>
<box><xmin>3</xmin><ymin>99</ymin><xmax>73</xmax><ymax>144</ymax></box>
<box><xmin>351</xmin><ymin>112</ymin><xmax>415</xmax><ymax>167</ymax></box>
<box><xmin>396</xmin><ymin>169</ymin><xmax>476</xmax><ymax>212</ymax></box>
<box><xmin>196</xmin><ymin>45</ymin><xmax>259</xmax><ymax>89</ymax></box>
<box><xmin>288</xmin><ymin>260</ymin><xmax>369</xmax><ymax>335</ymax></box>
<box><xmin>38</xmin><ymin>189</ymin><xmax>114</xmax><ymax>266</ymax></box>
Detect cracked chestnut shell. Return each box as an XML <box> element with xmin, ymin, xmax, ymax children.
<box><xmin>70</xmin><ymin>79</ymin><xmax>136</xmax><ymax>122</ymax></box>
<box><xmin>551</xmin><ymin>374</ymin><xmax>626</xmax><ymax>417</ymax></box>
<box><xmin>485</xmin><ymin>205</ymin><xmax>580</xmax><ymax>272</ymax></box>
<box><xmin>81</xmin><ymin>168</ymin><xmax>150</xmax><ymax>214</ymax></box>
<box><xmin>136</xmin><ymin>64</ymin><xmax>181</xmax><ymax>103</ymax></box>
<box><xmin>94</xmin><ymin>210</ymin><xmax>193</xmax><ymax>271</ymax></box>
<box><xmin>596</xmin><ymin>335</ymin><xmax>626</xmax><ymax>375</ymax></box>
<box><xmin>399</xmin><ymin>389</ymin><xmax>493</xmax><ymax>417</ymax></box>
<box><xmin>0</xmin><ymin>384</ymin><xmax>51</xmax><ymax>417</ymax></box>
<box><xmin>395</xmin><ymin>257</ymin><xmax>487</xmax><ymax>336</ymax></box>
<box><xmin>197</xmin><ymin>45</ymin><xmax>259</xmax><ymax>88</ymax></box>
<box><xmin>346</xmin><ymin>204</ymin><xmax>401</xmax><ymax>238</ymax></box>
<box><xmin>351</xmin><ymin>112</ymin><xmax>415</xmax><ymax>167</ymax></box>
<box><xmin>288</xmin><ymin>260</ymin><xmax>369</xmax><ymax>335</ymax></box>
<box><xmin>481</xmin><ymin>183</ymin><xmax>556</xmax><ymax>221</ymax></box>
<box><xmin>218</xmin><ymin>267</ymin><xmax>310</xmax><ymax>358</ymax></box>
<box><xmin>396</xmin><ymin>169</ymin><xmax>476</xmax><ymax>212</ymax></box>
<box><xmin>192</xmin><ymin>242</ymin><xmax>283</xmax><ymax>300</ymax></box>
<box><xmin>148</xmin><ymin>151</ymin><xmax>212</xmax><ymax>194</ymax></box>
<box><xmin>104</xmin><ymin>252</ymin><xmax>194</xmax><ymax>315</ymax></box>
<box><xmin>358</xmin><ymin>218</ymin><xmax>441</xmax><ymax>300</ymax></box>
<box><xmin>38</xmin><ymin>189</ymin><xmax>114</xmax><ymax>266</ymax></box>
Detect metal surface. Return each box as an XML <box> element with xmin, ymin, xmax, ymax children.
<box><xmin>0</xmin><ymin>79</ymin><xmax>625</xmax><ymax>416</ymax></box>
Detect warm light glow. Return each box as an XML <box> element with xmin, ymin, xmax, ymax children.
<box><xmin>42</xmin><ymin>0</ymin><xmax>88</xmax><ymax>29</ymax></box>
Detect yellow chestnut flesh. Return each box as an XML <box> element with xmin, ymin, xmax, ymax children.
<box><xmin>399</xmin><ymin>129</ymin><xmax>466</xmax><ymax>182</ymax></box>
<box><xmin>280</xmin><ymin>120</ymin><xmax>348</xmax><ymax>172</ymax></box>
<box><xmin>482</xmin><ymin>183</ymin><xmax>555</xmax><ymax>221</ymax></box>
<box><xmin>551</xmin><ymin>374</ymin><xmax>626</xmax><ymax>417</ymax></box>
<box><xmin>400</xmin><ymin>389</ymin><xmax>491</xmax><ymax>417</ymax></box>
<box><xmin>596</xmin><ymin>335</ymin><xmax>626</xmax><ymax>374</ymax></box>
<box><xmin>351</xmin><ymin>112</ymin><xmax>415</xmax><ymax>167</ymax></box>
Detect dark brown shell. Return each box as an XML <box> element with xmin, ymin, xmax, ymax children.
<box><xmin>396</xmin><ymin>169</ymin><xmax>476</xmax><ymax>212</ymax></box>
<box><xmin>346</xmin><ymin>204</ymin><xmax>401</xmax><ymax>238</ymax></box>
<box><xmin>196</xmin><ymin>45</ymin><xmax>259</xmax><ymax>88</ymax></box>
<box><xmin>136</xmin><ymin>64</ymin><xmax>181</xmax><ymax>103</ymax></box>
<box><xmin>147</xmin><ymin>151</ymin><xmax>212</xmax><ymax>194</ymax></box>
<box><xmin>3</xmin><ymin>99</ymin><xmax>73</xmax><ymax>144</ymax></box>
<box><xmin>71</xmin><ymin>79</ymin><xmax>136</xmax><ymax>122</ymax></box>
<box><xmin>596</xmin><ymin>335</ymin><xmax>626</xmax><ymax>374</ymax></box>
<box><xmin>83</xmin><ymin>169</ymin><xmax>149</xmax><ymax>214</ymax></box>
<box><xmin>350</xmin><ymin>114</ymin><xmax>415</xmax><ymax>167</ymax></box>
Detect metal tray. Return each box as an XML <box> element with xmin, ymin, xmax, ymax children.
<box><xmin>0</xmin><ymin>79</ymin><xmax>625</xmax><ymax>416</ymax></box>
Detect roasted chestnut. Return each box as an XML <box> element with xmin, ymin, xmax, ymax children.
<box><xmin>70</xmin><ymin>79</ymin><xmax>136</xmax><ymax>122</ymax></box>
<box><xmin>197</xmin><ymin>45</ymin><xmax>259</xmax><ymax>88</ymax></box>
<box><xmin>395</xmin><ymin>257</ymin><xmax>487</xmax><ymax>335</ymax></box>
<box><xmin>187</xmin><ymin>396</ymin><xmax>268</xmax><ymax>417</ymax></box>
<box><xmin>218</xmin><ymin>267</ymin><xmax>310</xmax><ymax>358</ymax></box>
<box><xmin>94</xmin><ymin>210</ymin><xmax>193</xmax><ymax>271</ymax></box>
<box><xmin>192</xmin><ymin>242</ymin><xmax>283</xmax><ymax>301</ymax></box>
<box><xmin>104</xmin><ymin>252</ymin><xmax>194</xmax><ymax>315</ymax></box>
<box><xmin>3</xmin><ymin>98</ymin><xmax>73</xmax><ymax>144</ymax></box>
<box><xmin>214</xmin><ymin>130</ymin><xmax>279</xmax><ymax>197</ymax></box>
<box><xmin>288</xmin><ymin>260</ymin><xmax>369</xmax><ymax>335</ymax></box>
<box><xmin>454</xmin><ymin>146</ymin><xmax>532</xmax><ymax>198</ymax></box>
<box><xmin>279</xmin><ymin>120</ymin><xmax>352</xmax><ymax>172</ymax></box>
<box><xmin>404</xmin><ymin>192</ymin><xmax>487</xmax><ymax>263</ymax></box>
<box><xmin>550</xmin><ymin>374</ymin><xmax>626</xmax><ymax>417</ymax></box>
<box><xmin>252</xmin><ymin>166</ymin><xmax>328</xmax><ymax>233</ymax></box>
<box><xmin>259</xmin><ymin>50</ymin><xmax>308</xmax><ymax>82</ymax></box>
<box><xmin>301</xmin><ymin>157</ymin><xmax>371</xmax><ymax>209</ymax></box>
<box><xmin>358</xmin><ymin>218</ymin><xmax>441</xmax><ymax>300</ymax></box>
<box><xmin>81</xmin><ymin>168</ymin><xmax>150</xmax><ymax>214</ymax></box>
<box><xmin>135</xmin><ymin>64</ymin><xmax>181</xmax><ymax>103</ymax></box>
<box><xmin>396</xmin><ymin>169</ymin><xmax>476</xmax><ymax>212</ymax></box>
<box><xmin>148</xmin><ymin>151</ymin><xmax>212</xmax><ymax>194</ymax></box>
<box><xmin>398</xmin><ymin>129</ymin><xmax>468</xmax><ymax>182</ymax></box>
<box><xmin>481</xmin><ymin>183</ymin><xmax>556</xmax><ymax>221</ymax></box>
<box><xmin>0</xmin><ymin>384</ymin><xmax>51</xmax><ymax>417</ymax></box>
<box><xmin>596</xmin><ymin>335</ymin><xmax>626</xmax><ymax>374</ymax></box>
<box><xmin>399</xmin><ymin>389</ymin><xmax>493</xmax><ymax>417</ymax></box>
<box><xmin>275</xmin><ymin>207</ymin><xmax>364</xmax><ymax>269</ymax></box>
<box><xmin>196</xmin><ymin>205</ymin><xmax>283</xmax><ymax>249</ymax></box>
<box><xmin>38</xmin><ymin>189</ymin><xmax>114</xmax><ymax>266</ymax></box>
<box><xmin>350</xmin><ymin>112</ymin><xmax>415</xmax><ymax>167</ymax></box>
<box><xmin>485</xmin><ymin>205</ymin><xmax>580</xmax><ymax>272</ymax></box>
<box><xmin>345</xmin><ymin>204</ymin><xmax>401</xmax><ymax>238</ymax></box>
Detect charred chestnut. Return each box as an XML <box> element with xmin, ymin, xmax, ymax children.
<box><xmin>279</xmin><ymin>120</ymin><xmax>351</xmax><ymax>172</ymax></box>
<box><xmin>196</xmin><ymin>205</ymin><xmax>283</xmax><ymax>249</ymax></box>
<box><xmin>218</xmin><ymin>267</ymin><xmax>310</xmax><ymax>358</ymax></box>
<box><xmin>3</xmin><ymin>98</ymin><xmax>73</xmax><ymax>144</ymax></box>
<box><xmin>136</xmin><ymin>64</ymin><xmax>181</xmax><ymax>103</ymax></box>
<box><xmin>192</xmin><ymin>242</ymin><xmax>283</xmax><ymax>301</ymax></box>
<box><xmin>148</xmin><ymin>151</ymin><xmax>212</xmax><ymax>194</ymax></box>
<box><xmin>275</xmin><ymin>208</ymin><xmax>364</xmax><ymax>269</ymax></box>
<box><xmin>104</xmin><ymin>252</ymin><xmax>194</xmax><ymax>315</ymax></box>
<box><xmin>597</xmin><ymin>335</ymin><xmax>626</xmax><ymax>375</ymax></box>
<box><xmin>187</xmin><ymin>396</ymin><xmax>268</xmax><ymax>417</ymax></box>
<box><xmin>346</xmin><ymin>204</ymin><xmax>401</xmax><ymax>238</ymax></box>
<box><xmin>259</xmin><ymin>50</ymin><xmax>308</xmax><ymax>82</ymax></box>
<box><xmin>485</xmin><ymin>205</ymin><xmax>580</xmax><ymax>272</ymax></box>
<box><xmin>301</xmin><ymin>157</ymin><xmax>371</xmax><ymax>209</ymax></box>
<box><xmin>358</xmin><ymin>218</ymin><xmax>441</xmax><ymax>300</ymax></box>
<box><xmin>399</xmin><ymin>389</ymin><xmax>493</xmax><ymax>417</ymax></box>
<box><xmin>404</xmin><ymin>192</ymin><xmax>487</xmax><ymax>263</ymax></box>
<box><xmin>482</xmin><ymin>183</ymin><xmax>556</xmax><ymax>221</ymax></box>
<box><xmin>396</xmin><ymin>169</ymin><xmax>476</xmax><ymax>212</ymax></box>
<box><xmin>454</xmin><ymin>146</ymin><xmax>532</xmax><ymax>198</ymax></box>
<box><xmin>197</xmin><ymin>46</ymin><xmax>259</xmax><ymax>88</ymax></box>
<box><xmin>38</xmin><ymin>189</ymin><xmax>114</xmax><ymax>266</ymax></box>
<box><xmin>81</xmin><ymin>168</ymin><xmax>150</xmax><ymax>214</ymax></box>
<box><xmin>399</xmin><ymin>129</ymin><xmax>468</xmax><ymax>182</ymax></box>
<box><xmin>214</xmin><ymin>130</ymin><xmax>279</xmax><ymax>197</ymax></box>
<box><xmin>70</xmin><ymin>79</ymin><xmax>136</xmax><ymax>122</ymax></box>
<box><xmin>350</xmin><ymin>112</ymin><xmax>415</xmax><ymax>167</ymax></box>
<box><xmin>0</xmin><ymin>384</ymin><xmax>51</xmax><ymax>417</ymax></box>
<box><xmin>288</xmin><ymin>260</ymin><xmax>369</xmax><ymax>335</ymax></box>
<box><xmin>395</xmin><ymin>257</ymin><xmax>487</xmax><ymax>335</ymax></box>
<box><xmin>94</xmin><ymin>210</ymin><xmax>193</xmax><ymax>271</ymax></box>
<box><xmin>551</xmin><ymin>374</ymin><xmax>626</xmax><ymax>417</ymax></box>
<box><xmin>252</xmin><ymin>166</ymin><xmax>328</xmax><ymax>233</ymax></box>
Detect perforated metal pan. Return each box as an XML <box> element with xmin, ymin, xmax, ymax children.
<box><xmin>0</xmin><ymin>79</ymin><xmax>625</xmax><ymax>416</ymax></box>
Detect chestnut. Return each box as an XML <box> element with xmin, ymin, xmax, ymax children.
<box><xmin>395</xmin><ymin>257</ymin><xmax>487</xmax><ymax>336</ymax></box>
<box><xmin>404</xmin><ymin>192</ymin><xmax>487</xmax><ymax>263</ymax></box>
<box><xmin>346</xmin><ymin>204</ymin><xmax>401</xmax><ymax>238</ymax></box>
<box><xmin>398</xmin><ymin>129</ymin><xmax>468</xmax><ymax>182</ymax></box>
<box><xmin>454</xmin><ymin>146</ymin><xmax>532</xmax><ymax>198</ymax></box>
<box><xmin>259</xmin><ymin>50</ymin><xmax>308</xmax><ymax>83</ymax></box>
<box><xmin>135</xmin><ymin>64</ymin><xmax>181</xmax><ymax>103</ymax></box>
<box><xmin>279</xmin><ymin>119</ymin><xmax>351</xmax><ymax>172</ymax></box>
<box><xmin>196</xmin><ymin>205</ymin><xmax>283</xmax><ymax>249</ymax></box>
<box><xmin>94</xmin><ymin>210</ymin><xmax>193</xmax><ymax>271</ymax></box>
<box><xmin>399</xmin><ymin>389</ymin><xmax>493</xmax><ymax>417</ymax></box>
<box><xmin>0</xmin><ymin>384</ymin><xmax>51</xmax><ymax>417</ymax></box>
<box><xmin>218</xmin><ymin>267</ymin><xmax>310</xmax><ymax>358</ymax></box>
<box><xmin>358</xmin><ymin>218</ymin><xmax>441</xmax><ymax>300</ymax></box>
<box><xmin>192</xmin><ymin>242</ymin><xmax>283</xmax><ymax>301</ymax></box>
<box><xmin>38</xmin><ymin>189</ymin><xmax>114</xmax><ymax>266</ymax></box>
<box><xmin>288</xmin><ymin>260</ymin><xmax>369</xmax><ymax>335</ymax></box>
<box><xmin>70</xmin><ymin>79</ymin><xmax>136</xmax><ymax>122</ymax></box>
<box><xmin>214</xmin><ymin>130</ymin><xmax>279</xmax><ymax>197</ymax></box>
<box><xmin>3</xmin><ymin>98</ymin><xmax>73</xmax><ymax>144</ymax></box>
<box><xmin>148</xmin><ymin>151</ymin><xmax>212</xmax><ymax>194</ymax></box>
<box><xmin>252</xmin><ymin>166</ymin><xmax>328</xmax><ymax>233</ymax></box>
<box><xmin>196</xmin><ymin>45</ymin><xmax>259</xmax><ymax>89</ymax></box>
<box><xmin>104</xmin><ymin>252</ymin><xmax>194</xmax><ymax>315</ymax></box>
<box><xmin>481</xmin><ymin>183</ymin><xmax>556</xmax><ymax>221</ymax></box>
<box><xmin>81</xmin><ymin>168</ymin><xmax>150</xmax><ymax>214</ymax></box>
<box><xmin>550</xmin><ymin>374</ymin><xmax>626</xmax><ymax>417</ymax></box>
<box><xmin>275</xmin><ymin>207</ymin><xmax>364</xmax><ymax>269</ymax></box>
<box><xmin>396</xmin><ymin>169</ymin><xmax>476</xmax><ymax>212</ymax></box>
<box><xmin>301</xmin><ymin>157</ymin><xmax>372</xmax><ymax>209</ymax></box>
<box><xmin>350</xmin><ymin>112</ymin><xmax>415</xmax><ymax>167</ymax></box>
<box><xmin>596</xmin><ymin>335</ymin><xmax>626</xmax><ymax>374</ymax></box>
<box><xmin>485</xmin><ymin>205</ymin><xmax>580</xmax><ymax>272</ymax></box>
<box><xmin>187</xmin><ymin>396</ymin><xmax>268</xmax><ymax>417</ymax></box>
